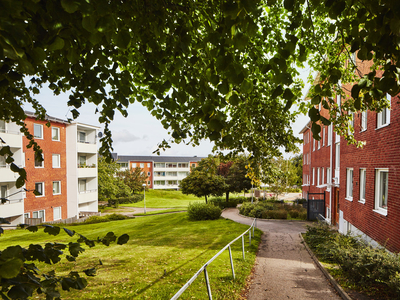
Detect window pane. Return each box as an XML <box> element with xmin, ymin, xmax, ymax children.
<box><xmin>79</xmin><ymin>180</ymin><xmax>86</xmax><ymax>192</ymax></box>
<box><xmin>52</xmin><ymin>128</ymin><xmax>59</xmax><ymax>140</ymax></box>
<box><xmin>79</xmin><ymin>156</ymin><xmax>86</xmax><ymax>166</ymax></box>
<box><xmin>380</xmin><ymin>171</ymin><xmax>388</xmax><ymax>209</ymax></box>
<box><xmin>52</xmin><ymin>154</ymin><xmax>60</xmax><ymax>168</ymax></box>
<box><xmin>0</xmin><ymin>120</ymin><xmax>5</xmax><ymax>132</ymax></box>
<box><xmin>54</xmin><ymin>207</ymin><xmax>61</xmax><ymax>220</ymax></box>
<box><xmin>1</xmin><ymin>186</ymin><xmax>7</xmax><ymax>198</ymax></box>
<box><xmin>35</xmin><ymin>153</ymin><xmax>43</xmax><ymax>167</ymax></box>
<box><xmin>34</xmin><ymin>124</ymin><xmax>42</xmax><ymax>138</ymax></box>
<box><xmin>53</xmin><ymin>181</ymin><xmax>60</xmax><ymax>194</ymax></box>
<box><xmin>33</xmin><ymin>211</ymin><xmax>38</xmax><ymax>218</ymax></box>
<box><xmin>39</xmin><ymin>210</ymin><xmax>44</xmax><ymax>219</ymax></box>
<box><xmin>79</xmin><ymin>132</ymin><xmax>86</xmax><ymax>142</ymax></box>
<box><xmin>35</xmin><ymin>183</ymin><xmax>43</xmax><ymax>195</ymax></box>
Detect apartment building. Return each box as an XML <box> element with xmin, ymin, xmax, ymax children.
<box><xmin>301</xmin><ymin>61</ymin><xmax>400</xmax><ymax>252</ymax></box>
<box><xmin>112</xmin><ymin>154</ymin><xmax>204</xmax><ymax>190</ymax></box>
<box><xmin>0</xmin><ymin>112</ymin><xmax>99</xmax><ymax>225</ymax></box>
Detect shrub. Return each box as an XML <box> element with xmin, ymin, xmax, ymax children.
<box><xmin>209</xmin><ymin>197</ymin><xmax>239</xmax><ymax>209</ymax></box>
<box><xmin>299</xmin><ymin>211</ymin><xmax>307</xmax><ymax>220</ymax></box>
<box><xmin>289</xmin><ymin>210</ymin><xmax>299</xmax><ymax>218</ymax></box>
<box><xmin>82</xmin><ymin>214</ymin><xmax>129</xmax><ymax>225</ymax></box>
<box><xmin>265</xmin><ymin>209</ymin><xmax>287</xmax><ymax>219</ymax></box>
<box><xmin>187</xmin><ymin>203</ymin><xmax>222</xmax><ymax>221</ymax></box>
<box><xmin>117</xmin><ymin>194</ymin><xmax>144</xmax><ymax>204</ymax></box>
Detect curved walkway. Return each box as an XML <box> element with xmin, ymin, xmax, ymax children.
<box><xmin>222</xmin><ymin>208</ymin><xmax>341</xmax><ymax>300</ymax></box>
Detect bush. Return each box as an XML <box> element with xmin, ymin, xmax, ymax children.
<box><xmin>299</xmin><ymin>211</ymin><xmax>307</xmax><ymax>220</ymax></box>
<box><xmin>187</xmin><ymin>203</ymin><xmax>222</xmax><ymax>221</ymax></box>
<box><xmin>81</xmin><ymin>214</ymin><xmax>129</xmax><ymax>225</ymax></box>
<box><xmin>265</xmin><ymin>209</ymin><xmax>287</xmax><ymax>219</ymax></box>
<box><xmin>117</xmin><ymin>194</ymin><xmax>144</xmax><ymax>204</ymax></box>
<box><xmin>289</xmin><ymin>210</ymin><xmax>299</xmax><ymax>218</ymax></box>
<box><xmin>209</xmin><ymin>197</ymin><xmax>240</xmax><ymax>209</ymax></box>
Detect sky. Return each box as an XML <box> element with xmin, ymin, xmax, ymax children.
<box><xmin>25</xmin><ymin>68</ymin><xmax>311</xmax><ymax>158</ymax></box>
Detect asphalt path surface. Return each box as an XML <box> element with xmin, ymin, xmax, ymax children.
<box><xmin>222</xmin><ymin>208</ymin><xmax>342</xmax><ymax>300</ymax></box>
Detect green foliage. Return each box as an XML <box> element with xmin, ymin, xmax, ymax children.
<box><xmin>187</xmin><ymin>203</ymin><xmax>222</xmax><ymax>221</ymax></box>
<box><xmin>116</xmin><ymin>167</ymin><xmax>148</xmax><ymax>194</ymax></box>
<box><xmin>98</xmin><ymin>157</ymin><xmax>131</xmax><ymax>202</ymax></box>
<box><xmin>304</xmin><ymin>222</ymin><xmax>400</xmax><ymax>298</ymax></box>
<box><xmin>239</xmin><ymin>201</ymin><xmax>306</xmax><ymax>220</ymax></box>
<box><xmin>0</xmin><ymin>222</ymin><xmax>129</xmax><ymax>299</ymax></box>
<box><xmin>80</xmin><ymin>214</ymin><xmax>129</xmax><ymax>225</ymax></box>
<box><xmin>208</xmin><ymin>196</ymin><xmax>248</xmax><ymax>209</ymax></box>
<box><xmin>115</xmin><ymin>194</ymin><xmax>144</xmax><ymax>204</ymax></box>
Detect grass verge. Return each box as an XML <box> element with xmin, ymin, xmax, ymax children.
<box><xmin>134</xmin><ymin>209</ymin><xmax>186</xmax><ymax>216</ymax></box>
<box><xmin>0</xmin><ymin>213</ymin><xmax>261</xmax><ymax>299</ymax></box>
<box><xmin>123</xmin><ymin>190</ymin><xmax>203</xmax><ymax>208</ymax></box>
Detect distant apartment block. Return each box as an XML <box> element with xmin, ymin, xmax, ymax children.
<box><xmin>0</xmin><ymin>112</ymin><xmax>99</xmax><ymax>226</ymax></box>
<box><xmin>111</xmin><ymin>154</ymin><xmax>204</xmax><ymax>189</ymax></box>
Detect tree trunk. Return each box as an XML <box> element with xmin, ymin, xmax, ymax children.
<box><xmin>226</xmin><ymin>191</ymin><xmax>230</xmax><ymax>202</ymax></box>
<box><xmin>205</xmin><ymin>195</ymin><xmax>208</xmax><ymax>204</ymax></box>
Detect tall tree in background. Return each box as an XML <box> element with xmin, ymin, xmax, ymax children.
<box><xmin>291</xmin><ymin>154</ymin><xmax>303</xmax><ymax>187</ymax></box>
<box><xmin>180</xmin><ymin>156</ymin><xmax>227</xmax><ymax>203</ymax></box>
<box><xmin>98</xmin><ymin>157</ymin><xmax>130</xmax><ymax>202</ymax></box>
<box><xmin>117</xmin><ymin>167</ymin><xmax>148</xmax><ymax>194</ymax></box>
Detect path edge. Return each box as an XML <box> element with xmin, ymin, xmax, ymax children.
<box><xmin>299</xmin><ymin>233</ymin><xmax>352</xmax><ymax>300</ymax></box>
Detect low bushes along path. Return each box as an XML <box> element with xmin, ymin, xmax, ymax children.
<box><xmin>222</xmin><ymin>208</ymin><xmax>341</xmax><ymax>300</ymax></box>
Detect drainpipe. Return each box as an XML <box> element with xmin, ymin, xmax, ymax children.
<box><xmin>329</xmin><ymin>125</ymin><xmax>333</xmax><ymax>224</ymax></box>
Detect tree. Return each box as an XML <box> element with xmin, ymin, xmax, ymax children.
<box><xmin>291</xmin><ymin>154</ymin><xmax>303</xmax><ymax>188</ymax></box>
<box><xmin>116</xmin><ymin>167</ymin><xmax>148</xmax><ymax>194</ymax></box>
<box><xmin>217</xmin><ymin>156</ymin><xmax>252</xmax><ymax>201</ymax></box>
<box><xmin>180</xmin><ymin>156</ymin><xmax>227</xmax><ymax>203</ymax></box>
<box><xmin>1</xmin><ymin>0</ymin><xmax>399</xmax><ymax>184</ymax></box>
<box><xmin>264</xmin><ymin>157</ymin><xmax>298</xmax><ymax>198</ymax></box>
<box><xmin>97</xmin><ymin>157</ymin><xmax>130</xmax><ymax>203</ymax></box>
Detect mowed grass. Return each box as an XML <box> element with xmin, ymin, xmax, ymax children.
<box><xmin>123</xmin><ymin>189</ymin><xmax>204</xmax><ymax>208</ymax></box>
<box><xmin>0</xmin><ymin>213</ymin><xmax>261</xmax><ymax>299</ymax></box>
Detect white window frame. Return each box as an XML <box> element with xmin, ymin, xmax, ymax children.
<box><xmin>361</xmin><ymin>111</ymin><xmax>367</xmax><ymax>132</ymax></box>
<box><xmin>140</xmin><ymin>163</ymin><xmax>144</xmax><ymax>168</ymax></box>
<box><xmin>32</xmin><ymin>210</ymin><xmax>45</xmax><ymax>221</ymax></box>
<box><xmin>147</xmin><ymin>172</ymin><xmax>151</xmax><ymax>176</ymax></box>
<box><xmin>78</xmin><ymin>179</ymin><xmax>87</xmax><ymax>192</ymax></box>
<box><xmin>326</xmin><ymin>167</ymin><xmax>331</xmax><ymax>191</ymax></box>
<box><xmin>53</xmin><ymin>181</ymin><xmax>61</xmax><ymax>195</ymax></box>
<box><xmin>52</xmin><ymin>154</ymin><xmax>61</xmax><ymax>168</ymax></box>
<box><xmin>34</xmin><ymin>153</ymin><xmax>44</xmax><ymax>168</ymax></box>
<box><xmin>52</xmin><ymin>127</ymin><xmax>60</xmax><ymax>141</ymax></box>
<box><xmin>35</xmin><ymin>182</ymin><xmax>45</xmax><ymax>197</ymax></box>
<box><xmin>78</xmin><ymin>131</ymin><xmax>86</xmax><ymax>143</ymax></box>
<box><xmin>335</xmin><ymin>143</ymin><xmax>340</xmax><ymax>170</ymax></box>
<box><xmin>327</xmin><ymin>124</ymin><xmax>332</xmax><ymax>146</ymax></box>
<box><xmin>312</xmin><ymin>168</ymin><xmax>315</xmax><ymax>185</ymax></box>
<box><xmin>34</xmin><ymin>124</ymin><xmax>43</xmax><ymax>139</ymax></box>
<box><xmin>322</xmin><ymin>127</ymin><xmax>325</xmax><ymax>146</ymax></box>
<box><xmin>132</xmin><ymin>163</ymin><xmax>137</xmax><ymax>168</ymax></box>
<box><xmin>317</xmin><ymin>168</ymin><xmax>320</xmax><ymax>186</ymax></box>
<box><xmin>147</xmin><ymin>163</ymin><xmax>151</xmax><ymax>167</ymax></box>
<box><xmin>313</xmin><ymin>139</ymin><xmax>315</xmax><ymax>151</ymax></box>
<box><xmin>359</xmin><ymin>168</ymin><xmax>366</xmax><ymax>203</ymax></box>
<box><xmin>348</xmin><ymin>112</ymin><xmax>354</xmax><ymax>136</ymax></box>
<box><xmin>322</xmin><ymin>167</ymin><xmax>324</xmax><ymax>185</ymax></box>
<box><xmin>374</xmin><ymin>169</ymin><xmax>388</xmax><ymax>215</ymax></box>
<box><xmin>376</xmin><ymin>94</ymin><xmax>391</xmax><ymax>129</ymax></box>
<box><xmin>53</xmin><ymin>207</ymin><xmax>62</xmax><ymax>220</ymax></box>
<box><xmin>346</xmin><ymin>168</ymin><xmax>353</xmax><ymax>201</ymax></box>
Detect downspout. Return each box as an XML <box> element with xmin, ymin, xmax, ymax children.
<box><xmin>329</xmin><ymin>125</ymin><xmax>333</xmax><ymax>224</ymax></box>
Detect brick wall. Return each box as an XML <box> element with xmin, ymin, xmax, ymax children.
<box><xmin>23</xmin><ymin>117</ymin><xmax>68</xmax><ymax>221</ymax></box>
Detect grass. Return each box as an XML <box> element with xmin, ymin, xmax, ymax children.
<box><xmin>0</xmin><ymin>213</ymin><xmax>261</xmax><ymax>299</ymax></box>
<box><xmin>134</xmin><ymin>209</ymin><xmax>186</xmax><ymax>216</ymax></box>
<box><xmin>123</xmin><ymin>190</ymin><xmax>204</xmax><ymax>208</ymax></box>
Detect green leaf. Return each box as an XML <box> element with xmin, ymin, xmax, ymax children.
<box><xmin>117</xmin><ymin>233</ymin><xmax>130</xmax><ymax>245</ymax></box>
<box><xmin>43</xmin><ymin>225</ymin><xmax>61</xmax><ymax>236</ymax></box>
<box><xmin>82</xmin><ymin>16</ymin><xmax>97</xmax><ymax>33</ymax></box>
<box><xmin>311</xmin><ymin>122</ymin><xmax>321</xmax><ymax>139</ymax></box>
<box><xmin>284</xmin><ymin>0</ymin><xmax>295</xmax><ymax>11</ymax></box>
<box><xmin>0</xmin><ymin>258</ymin><xmax>24</xmax><ymax>279</ymax></box>
<box><xmin>68</xmin><ymin>242</ymin><xmax>85</xmax><ymax>257</ymax></box>
<box><xmin>311</xmin><ymin>95</ymin><xmax>321</xmax><ymax>105</ymax></box>
<box><xmin>26</xmin><ymin>226</ymin><xmax>38</xmax><ymax>232</ymax></box>
<box><xmin>208</xmin><ymin>119</ymin><xmax>224</xmax><ymax>131</ymax></box>
<box><xmin>228</xmin><ymin>94</ymin><xmax>239</xmax><ymax>106</ymax></box>
<box><xmin>282</xmin><ymin>88</ymin><xmax>294</xmax><ymax>101</ymax></box>
<box><xmin>240</xmin><ymin>79</ymin><xmax>253</xmax><ymax>94</ymax></box>
<box><xmin>271</xmin><ymin>85</ymin><xmax>283</xmax><ymax>99</ymax></box>
<box><xmin>218</xmin><ymin>80</ymin><xmax>229</xmax><ymax>95</ymax></box>
<box><xmin>64</xmin><ymin>228</ymin><xmax>75</xmax><ymax>237</ymax></box>
<box><xmin>308</xmin><ymin>107</ymin><xmax>320</xmax><ymax>122</ymax></box>
<box><xmin>83</xmin><ymin>268</ymin><xmax>96</xmax><ymax>277</ymax></box>
<box><xmin>10</xmin><ymin>163</ymin><xmax>20</xmax><ymax>173</ymax></box>
<box><xmin>66</xmin><ymin>255</ymin><xmax>76</xmax><ymax>262</ymax></box>
<box><xmin>351</xmin><ymin>84</ymin><xmax>360</xmax><ymax>99</ymax></box>
<box><xmin>116</xmin><ymin>30</ymin><xmax>131</xmax><ymax>50</ymax></box>
<box><xmin>48</xmin><ymin>37</ymin><xmax>65</xmax><ymax>51</ymax></box>
<box><xmin>61</xmin><ymin>0</ymin><xmax>79</xmax><ymax>13</ymax></box>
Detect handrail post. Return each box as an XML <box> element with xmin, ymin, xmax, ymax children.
<box><xmin>252</xmin><ymin>219</ymin><xmax>255</xmax><ymax>237</ymax></box>
<box><xmin>242</xmin><ymin>235</ymin><xmax>245</xmax><ymax>260</ymax></box>
<box><xmin>249</xmin><ymin>230</ymin><xmax>251</xmax><ymax>246</ymax></box>
<box><xmin>204</xmin><ymin>266</ymin><xmax>212</xmax><ymax>300</ymax></box>
<box><xmin>228</xmin><ymin>245</ymin><xmax>235</xmax><ymax>280</ymax></box>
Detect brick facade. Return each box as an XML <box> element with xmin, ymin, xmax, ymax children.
<box><xmin>23</xmin><ymin>117</ymin><xmax>68</xmax><ymax>221</ymax></box>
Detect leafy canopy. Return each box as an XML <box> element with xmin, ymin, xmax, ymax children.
<box><xmin>1</xmin><ymin>0</ymin><xmax>399</xmax><ymax>184</ymax></box>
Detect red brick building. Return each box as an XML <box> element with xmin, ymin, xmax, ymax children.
<box><xmin>301</xmin><ymin>62</ymin><xmax>400</xmax><ymax>252</ymax></box>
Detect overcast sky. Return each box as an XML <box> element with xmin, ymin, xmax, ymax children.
<box><xmin>25</xmin><ymin>68</ymin><xmax>311</xmax><ymax>158</ymax></box>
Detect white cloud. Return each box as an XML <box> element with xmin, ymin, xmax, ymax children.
<box><xmin>112</xmin><ymin>129</ymin><xmax>140</xmax><ymax>144</ymax></box>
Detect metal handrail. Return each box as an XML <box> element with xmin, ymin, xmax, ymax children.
<box><xmin>171</xmin><ymin>218</ymin><xmax>257</xmax><ymax>300</ymax></box>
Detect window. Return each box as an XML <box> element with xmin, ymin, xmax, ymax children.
<box><xmin>34</xmin><ymin>152</ymin><xmax>44</xmax><ymax>168</ymax></box>
<box><xmin>154</xmin><ymin>163</ymin><xmax>165</xmax><ymax>168</ymax></box>
<box><xmin>147</xmin><ymin>181</ymin><xmax>151</xmax><ymax>185</ymax></box>
<box><xmin>132</xmin><ymin>163</ymin><xmax>137</xmax><ymax>168</ymax></box>
<box><xmin>32</xmin><ymin>210</ymin><xmax>45</xmax><ymax>220</ymax></box>
<box><xmin>322</xmin><ymin>127</ymin><xmax>325</xmax><ymax>146</ymax></box>
<box><xmin>313</xmin><ymin>139</ymin><xmax>315</xmax><ymax>151</ymax></box>
<box><xmin>166</xmin><ymin>163</ymin><xmax>177</xmax><ymax>168</ymax></box>
<box><xmin>361</xmin><ymin>111</ymin><xmax>367</xmax><ymax>131</ymax></box>
<box><xmin>327</xmin><ymin>124</ymin><xmax>332</xmax><ymax>146</ymax></box>
<box><xmin>359</xmin><ymin>169</ymin><xmax>366</xmax><ymax>203</ymax></box>
<box><xmin>0</xmin><ymin>155</ymin><xmax>6</xmax><ymax>167</ymax></box>
<box><xmin>191</xmin><ymin>163</ymin><xmax>196</xmax><ymax>168</ymax></box>
<box><xmin>140</xmin><ymin>163</ymin><xmax>144</xmax><ymax>168</ymax></box>
<box><xmin>54</xmin><ymin>207</ymin><xmax>61</xmax><ymax>220</ymax></box>
<box><xmin>147</xmin><ymin>172</ymin><xmax>151</xmax><ymax>176</ymax></box>
<box><xmin>147</xmin><ymin>163</ymin><xmax>150</xmax><ymax>167</ymax></box>
<box><xmin>78</xmin><ymin>179</ymin><xmax>87</xmax><ymax>192</ymax></box>
<box><xmin>78</xmin><ymin>131</ymin><xmax>86</xmax><ymax>143</ymax></box>
<box><xmin>318</xmin><ymin>138</ymin><xmax>321</xmax><ymax>150</ymax></box>
<box><xmin>154</xmin><ymin>180</ymin><xmax>165</xmax><ymax>185</ymax></box>
<box><xmin>312</xmin><ymin>168</ymin><xmax>315</xmax><ymax>185</ymax></box>
<box><xmin>35</xmin><ymin>182</ymin><xmax>44</xmax><ymax>197</ymax></box>
<box><xmin>335</xmin><ymin>143</ymin><xmax>340</xmax><ymax>170</ymax></box>
<box><xmin>34</xmin><ymin>124</ymin><xmax>43</xmax><ymax>139</ymax></box>
<box><xmin>53</xmin><ymin>181</ymin><xmax>61</xmax><ymax>195</ymax></box>
<box><xmin>52</xmin><ymin>127</ymin><xmax>60</xmax><ymax>141</ymax></box>
<box><xmin>118</xmin><ymin>162</ymin><xmax>128</xmax><ymax>168</ymax></box>
<box><xmin>377</xmin><ymin>97</ymin><xmax>391</xmax><ymax>128</ymax></box>
<box><xmin>78</xmin><ymin>155</ymin><xmax>86</xmax><ymax>167</ymax></box>
<box><xmin>317</xmin><ymin>168</ymin><xmax>320</xmax><ymax>186</ymax></box>
<box><xmin>322</xmin><ymin>168</ymin><xmax>324</xmax><ymax>185</ymax></box>
<box><xmin>326</xmin><ymin>167</ymin><xmax>331</xmax><ymax>190</ymax></box>
<box><xmin>24</xmin><ymin>213</ymin><xmax>30</xmax><ymax>219</ymax></box>
<box><xmin>167</xmin><ymin>180</ymin><xmax>177</xmax><ymax>185</ymax></box>
<box><xmin>1</xmin><ymin>185</ymin><xmax>7</xmax><ymax>199</ymax></box>
<box><xmin>178</xmin><ymin>163</ymin><xmax>188</xmax><ymax>168</ymax></box>
<box><xmin>375</xmin><ymin>169</ymin><xmax>388</xmax><ymax>214</ymax></box>
<box><xmin>167</xmin><ymin>172</ymin><xmax>177</xmax><ymax>176</ymax></box>
<box><xmin>52</xmin><ymin>154</ymin><xmax>60</xmax><ymax>168</ymax></box>
<box><xmin>0</xmin><ymin>120</ymin><xmax>5</xmax><ymax>132</ymax></box>
<box><xmin>348</xmin><ymin>112</ymin><xmax>354</xmax><ymax>135</ymax></box>
<box><xmin>346</xmin><ymin>168</ymin><xmax>353</xmax><ymax>200</ymax></box>
<box><xmin>155</xmin><ymin>171</ymin><xmax>165</xmax><ymax>177</ymax></box>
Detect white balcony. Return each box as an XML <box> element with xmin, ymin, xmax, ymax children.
<box><xmin>78</xmin><ymin>167</ymin><xmax>97</xmax><ymax>178</ymax></box>
<box><xmin>0</xmin><ymin>199</ymin><xmax>24</xmax><ymax>218</ymax></box>
<box><xmin>0</xmin><ymin>131</ymin><xmax>22</xmax><ymax>148</ymax></box>
<box><xmin>77</xmin><ymin>142</ymin><xmax>97</xmax><ymax>154</ymax></box>
<box><xmin>0</xmin><ymin>166</ymin><xmax>20</xmax><ymax>182</ymax></box>
<box><xmin>78</xmin><ymin>189</ymin><xmax>98</xmax><ymax>204</ymax></box>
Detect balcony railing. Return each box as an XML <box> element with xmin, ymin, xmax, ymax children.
<box><xmin>77</xmin><ymin>164</ymin><xmax>96</xmax><ymax>168</ymax></box>
<box><xmin>1</xmin><ymin>198</ymin><xmax>23</xmax><ymax>205</ymax></box>
<box><xmin>77</xmin><ymin>139</ymin><xmax>96</xmax><ymax>144</ymax></box>
<box><xmin>0</xmin><ymin>129</ymin><xmax>21</xmax><ymax>135</ymax></box>
<box><xmin>78</xmin><ymin>189</ymin><xmax>97</xmax><ymax>194</ymax></box>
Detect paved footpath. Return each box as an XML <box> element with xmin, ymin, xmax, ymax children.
<box><xmin>222</xmin><ymin>208</ymin><xmax>342</xmax><ymax>300</ymax></box>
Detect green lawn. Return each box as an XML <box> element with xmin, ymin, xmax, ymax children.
<box><xmin>0</xmin><ymin>213</ymin><xmax>261</xmax><ymax>299</ymax></box>
<box><xmin>124</xmin><ymin>190</ymin><xmax>204</xmax><ymax>208</ymax></box>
